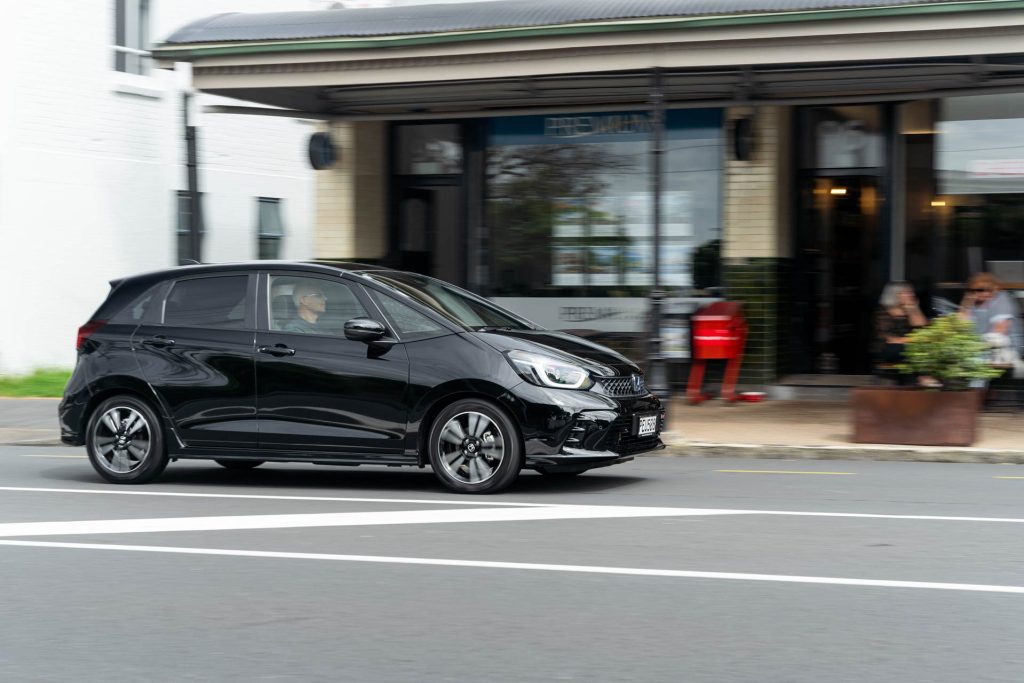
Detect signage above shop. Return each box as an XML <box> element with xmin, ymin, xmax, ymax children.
<box><xmin>544</xmin><ymin>114</ymin><xmax>652</xmax><ymax>139</ymax></box>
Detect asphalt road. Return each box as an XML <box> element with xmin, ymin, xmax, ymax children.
<box><xmin>1</xmin><ymin>447</ymin><xmax>1023</xmax><ymax>682</ymax></box>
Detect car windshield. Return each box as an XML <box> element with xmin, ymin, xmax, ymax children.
<box><xmin>362</xmin><ymin>272</ymin><xmax>535</xmax><ymax>331</ymax></box>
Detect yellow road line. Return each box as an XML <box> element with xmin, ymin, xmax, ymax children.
<box><xmin>994</xmin><ymin>476</ymin><xmax>1024</xmax><ymax>480</ymax></box>
<box><xmin>18</xmin><ymin>454</ymin><xmax>87</xmax><ymax>459</ymax></box>
<box><xmin>715</xmin><ymin>469</ymin><xmax>855</xmax><ymax>475</ymax></box>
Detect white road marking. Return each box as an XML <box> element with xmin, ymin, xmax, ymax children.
<box><xmin>0</xmin><ymin>506</ymin><xmax>744</xmax><ymax>538</ymax></box>
<box><xmin>16</xmin><ymin>454</ymin><xmax>87</xmax><ymax>459</ymax></box>
<box><xmin>2</xmin><ymin>539</ymin><xmax>1023</xmax><ymax>595</ymax></box>
<box><xmin>2</xmin><ymin>486</ymin><xmax>1024</xmax><ymax>526</ymax></box>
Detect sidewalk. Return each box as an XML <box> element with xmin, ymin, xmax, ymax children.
<box><xmin>0</xmin><ymin>398</ymin><xmax>61</xmax><ymax>446</ymax></box>
<box><xmin>2</xmin><ymin>396</ymin><xmax>1022</xmax><ymax>463</ymax></box>
<box><xmin>664</xmin><ymin>397</ymin><xmax>1024</xmax><ymax>463</ymax></box>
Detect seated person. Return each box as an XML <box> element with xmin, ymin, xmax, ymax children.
<box><xmin>874</xmin><ymin>282</ymin><xmax>928</xmax><ymax>384</ymax></box>
<box><xmin>959</xmin><ymin>272</ymin><xmax>1024</xmax><ymax>384</ymax></box>
<box><xmin>959</xmin><ymin>272</ymin><xmax>1023</xmax><ymax>361</ymax></box>
<box><xmin>283</xmin><ymin>283</ymin><xmax>327</xmax><ymax>334</ymax></box>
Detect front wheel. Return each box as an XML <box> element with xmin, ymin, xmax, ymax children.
<box><xmin>86</xmin><ymin>395</ymin><xmax>168</xmax><ymax>484</ymax></box>
<box><xmin>427</xmin><ymin>399</ymin><xmax>523</xmax><ymax>494</ymax></box>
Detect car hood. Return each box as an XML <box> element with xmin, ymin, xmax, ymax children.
<box><xmin>470</xmin><ymin>329</ymin><xmax>641</xmax><ymax>377</ymax></box>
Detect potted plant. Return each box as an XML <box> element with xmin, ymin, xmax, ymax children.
<box><xmin>851</xmin><ymin>314</ymin><xmax>1002</xmax><ymax>446</ymax></box>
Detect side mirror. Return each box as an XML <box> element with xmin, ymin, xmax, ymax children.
<box><xmin>344</xmin><ymin>318</ymin><xmax>386</xmax><ymax>343</ymax></box>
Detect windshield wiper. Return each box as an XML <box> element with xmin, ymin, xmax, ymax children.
<box><xmin>474</xmin><ymin>325</ymin><xmax>517</xmax><ymax>332</ymax></box>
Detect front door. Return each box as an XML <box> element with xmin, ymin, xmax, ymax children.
<box><xmin>254</xmin><ymin>273</ymin><xmax>410</xmax><ymax>457</ymax></box>
<box><xmin>791</xmin><ymin>105</ymin><xmax>890</xmax><ymax>375</ymax></box>
<box><xmin>132</xmin><ymin>273</ymin><xmax>258</xmax><ymax>448</ymax></box>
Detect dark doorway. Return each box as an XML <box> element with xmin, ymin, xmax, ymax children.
<box><xmin>391</xmin><ymin>123</ymin><xmax>467</xmax><ymax>286</ymax></box>
<box><xmin>795</xmin><ymin>175</ymin><xmax>887</xmax><ymax>374</ymax></box>
<box><xmin>790</xmin><ymin>105</ymin><xmax>890</xmax><ymax>375</ymax></box>
<box><xmin>395</xmin><ymin>182</ymin><xmax>465</xmax><ymax>284</ymax></box>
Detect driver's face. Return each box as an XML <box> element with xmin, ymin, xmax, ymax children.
<box><xmin>302</xmin><ymin>290</ymin><xmax>327</xmax><ymax>312</ymax></box>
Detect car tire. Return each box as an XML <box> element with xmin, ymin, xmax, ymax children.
<box><xmin>215</xmin><ymin>460</ymin><xmax>265</xmax><ymax>470</ymax></box>
<box><xmin>428</xmin><ymin>398</ymin><xmax>523</xmax><ymax>494</ymax></box>
<box><xmin>86</xmin><ymin>395</ymin><xmax>169</xmax><ymax>484</ymax></box>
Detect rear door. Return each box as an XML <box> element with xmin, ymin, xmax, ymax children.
<box><xmin>132</xmin><ymin>273</ymin><xmax>258</xmax><ymax>448</ymax></box>
<box><xmin>254</xmin><ymin>272</ymin><xmax>410</xmax><ymax>457</ymax></box>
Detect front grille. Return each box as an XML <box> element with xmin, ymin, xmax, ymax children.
<box><xmin>595</xmin><ymin>375</ymin><xmax>647</xmax><ymax>398</ymax></box>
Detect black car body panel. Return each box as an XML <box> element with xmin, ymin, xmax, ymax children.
<box><xmin>61</xmin><ymin>262</ymin><xmax>664</xmax><ymax>487</ymax></box>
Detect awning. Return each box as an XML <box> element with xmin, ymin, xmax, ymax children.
<box><xmin>153</xmin><ymin>0</ymin><xmax>1024</xmax><ymax>119</ymax></box>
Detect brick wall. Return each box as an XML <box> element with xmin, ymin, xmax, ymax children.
<box><xmin>721</xmin><ymin>106</ymin><xmax>792</xmax><ymax>385</ymax></box>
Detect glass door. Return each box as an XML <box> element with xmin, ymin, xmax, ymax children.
<box><xmin>796</xmin><ymin>175</ymin><xmax>886</xmax><ymax>374</ymax></box>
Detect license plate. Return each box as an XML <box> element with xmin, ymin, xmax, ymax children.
<box><xmin>635</xmin><ymin>413</ymin><xmax>659</xmax><ymax>437</ymax></box>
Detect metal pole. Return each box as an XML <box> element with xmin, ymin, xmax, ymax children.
<box><xmin>647</xmin><ymin>69</ymin><xmax>669</xmax><ymax>403</ymax></box>
<box><xmin>183</xmin><ymin>90</ymin><xmax>203</xmax><ymax>263</ymax></box>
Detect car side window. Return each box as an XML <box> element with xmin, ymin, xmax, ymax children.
<box><xmin>110</xmin><ymin>285</ymin><xmax>161</xmax><ymax>324</ymax></box>
<box><xmin>268</xmin><ymin>275</ymin><xmax>368</xmax><ymax>337</ymax></box>
<box><xmin>164</xmin><ymin>276</ymin><xmax>249</xmax><ymax>329</ymax></box>
<box><xmin>371</xmin><ymin>290</ymin><xmax>447</xmax><ymax>340</ymax></box>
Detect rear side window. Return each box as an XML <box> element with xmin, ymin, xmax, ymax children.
<box><xmin>164</xmin><ymin>276</ymin><xmax>249</xmax><ymax>329</ymax></box>
<box><xmin>109</xmin><ymin>284</ymin><xmax>162</xmax><ymax>324</ymax></box>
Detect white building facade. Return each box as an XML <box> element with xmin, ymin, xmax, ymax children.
<box><xmin>0</xmin><ymin>0</ymin><xmax>321</xmax><ymax>375</ymax></box>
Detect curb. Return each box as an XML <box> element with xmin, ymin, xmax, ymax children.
<box><xmin>0</xmin><ymin>429</ymin><xmax>64</xmax><ymax>447</ymax></box>
<box><xmin>661</xmin><ymin>440</ymin><xmax>1024</xmax><ymax>465</ymax></box>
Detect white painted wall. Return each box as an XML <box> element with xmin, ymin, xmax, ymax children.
<box><xmin>0</xmin><ymin>0</ymin><xmax>320</xmax><ymax>375</ymax></box>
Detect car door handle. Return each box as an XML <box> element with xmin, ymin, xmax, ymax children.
<box><xmin>142</xmin><ymin>336</ymin><xmax>175</xmax><ymax>348</ymax></box>
<box><xmin>258</xmin><ymin>345</ymin><xmax>296</xmax><ymax>357</ymax></box>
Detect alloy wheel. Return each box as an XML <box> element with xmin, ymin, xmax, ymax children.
<box><xmin>436</xmin><ymin>411</ymin><xmax>506</xmax><ymax>485</ymax></box>
<box><xmin>91</xmin><ymin>406</ymin><xmax>152</xmax><ymax>474</ymax></box>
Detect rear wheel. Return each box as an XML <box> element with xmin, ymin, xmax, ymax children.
<box><xmin>427</xmin><ymin>399</ymin><xmax>522</xmax><ymax>494</ymax></box>
<box><xmin>215</xmin><ymin>460</ymin><xmax>264</xmax><ymax>470</ymax></box>
<box><xmin>86</xmin><ymin>395</ymin><xmax>168</xmax><ymax>484</ymax></box>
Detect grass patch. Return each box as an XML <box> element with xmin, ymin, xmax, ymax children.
<box><xmin>0</xmin><ymin>369</ymin><xmax>71</xmax><ymax>397</ymax></box>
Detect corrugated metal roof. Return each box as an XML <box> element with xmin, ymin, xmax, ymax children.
<box><xmin>163</xmin><ymin>0</ymin><xmax>977</xmax><ymax>44</ymax></box>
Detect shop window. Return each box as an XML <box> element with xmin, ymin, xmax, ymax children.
<box><xmin>257</xmin><ymin>198</ymin><xmax>285</xmax><ymax>260</ymax></box>
<box><xmin>909</xmin><ymin>94</ymin><xmax>1024</xmax><ymax>291</ymax></box>
<box><xmin>485</xmin><ymin>109</ymin><xmax>723</xmax><ymax>298</ymax></box>
<box><xmin>114</xmin><ymin>0</ymin><xmax>150</xmax><ymax>75</ymax></box>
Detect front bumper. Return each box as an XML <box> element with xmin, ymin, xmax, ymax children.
<box><xmin>506</xmin><ymin>382</ymin><xmax>665</xmax><ymax>472</ymax></box>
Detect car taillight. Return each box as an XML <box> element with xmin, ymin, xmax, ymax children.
<box><xmin>76</xmin><ymin>320</ymin><xmax>107</xmax><ymax>350</ymax></box>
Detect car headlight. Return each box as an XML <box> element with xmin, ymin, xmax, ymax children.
<box><xmin>505</xmin><ymin>350</ymin><xmax>593</xmax><ymax>390</ymax></box>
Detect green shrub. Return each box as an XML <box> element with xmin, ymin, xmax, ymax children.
<box><xmin>898</xmin><ymin>315</ymin><xmax>1002</xmax><ymax>391</ymax></box>
<box><xmin>0</xmin><ymin>368</ymin><xmax>71</xmax><ymax>397</ymax></box>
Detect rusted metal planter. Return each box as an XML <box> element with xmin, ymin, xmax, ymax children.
<box><xmin>851</xmin><ymin>387</ymin><xmax>980</xmax><ymax>447</ymax></box>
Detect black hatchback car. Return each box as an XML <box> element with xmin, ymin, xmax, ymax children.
<box><xmin>60</xmin><ymin>262</ymin><xmax>664</xmax><ymax>493</ymax></box>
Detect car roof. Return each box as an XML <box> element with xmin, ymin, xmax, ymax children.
<box><xmin>112</xmin><ymin>260</ymin><xmax>391</xmax><ymax>291</ymax></box>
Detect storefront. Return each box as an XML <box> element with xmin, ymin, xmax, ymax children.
<box><xmin>154</xmin><ymin>0</ymin><xmax>1024</xmax><ymax>387</ymax></box>
<box><xmin>389</xmin><ymin>109</ymin><xmax>723</xmax><ymax>360</ymax></box>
